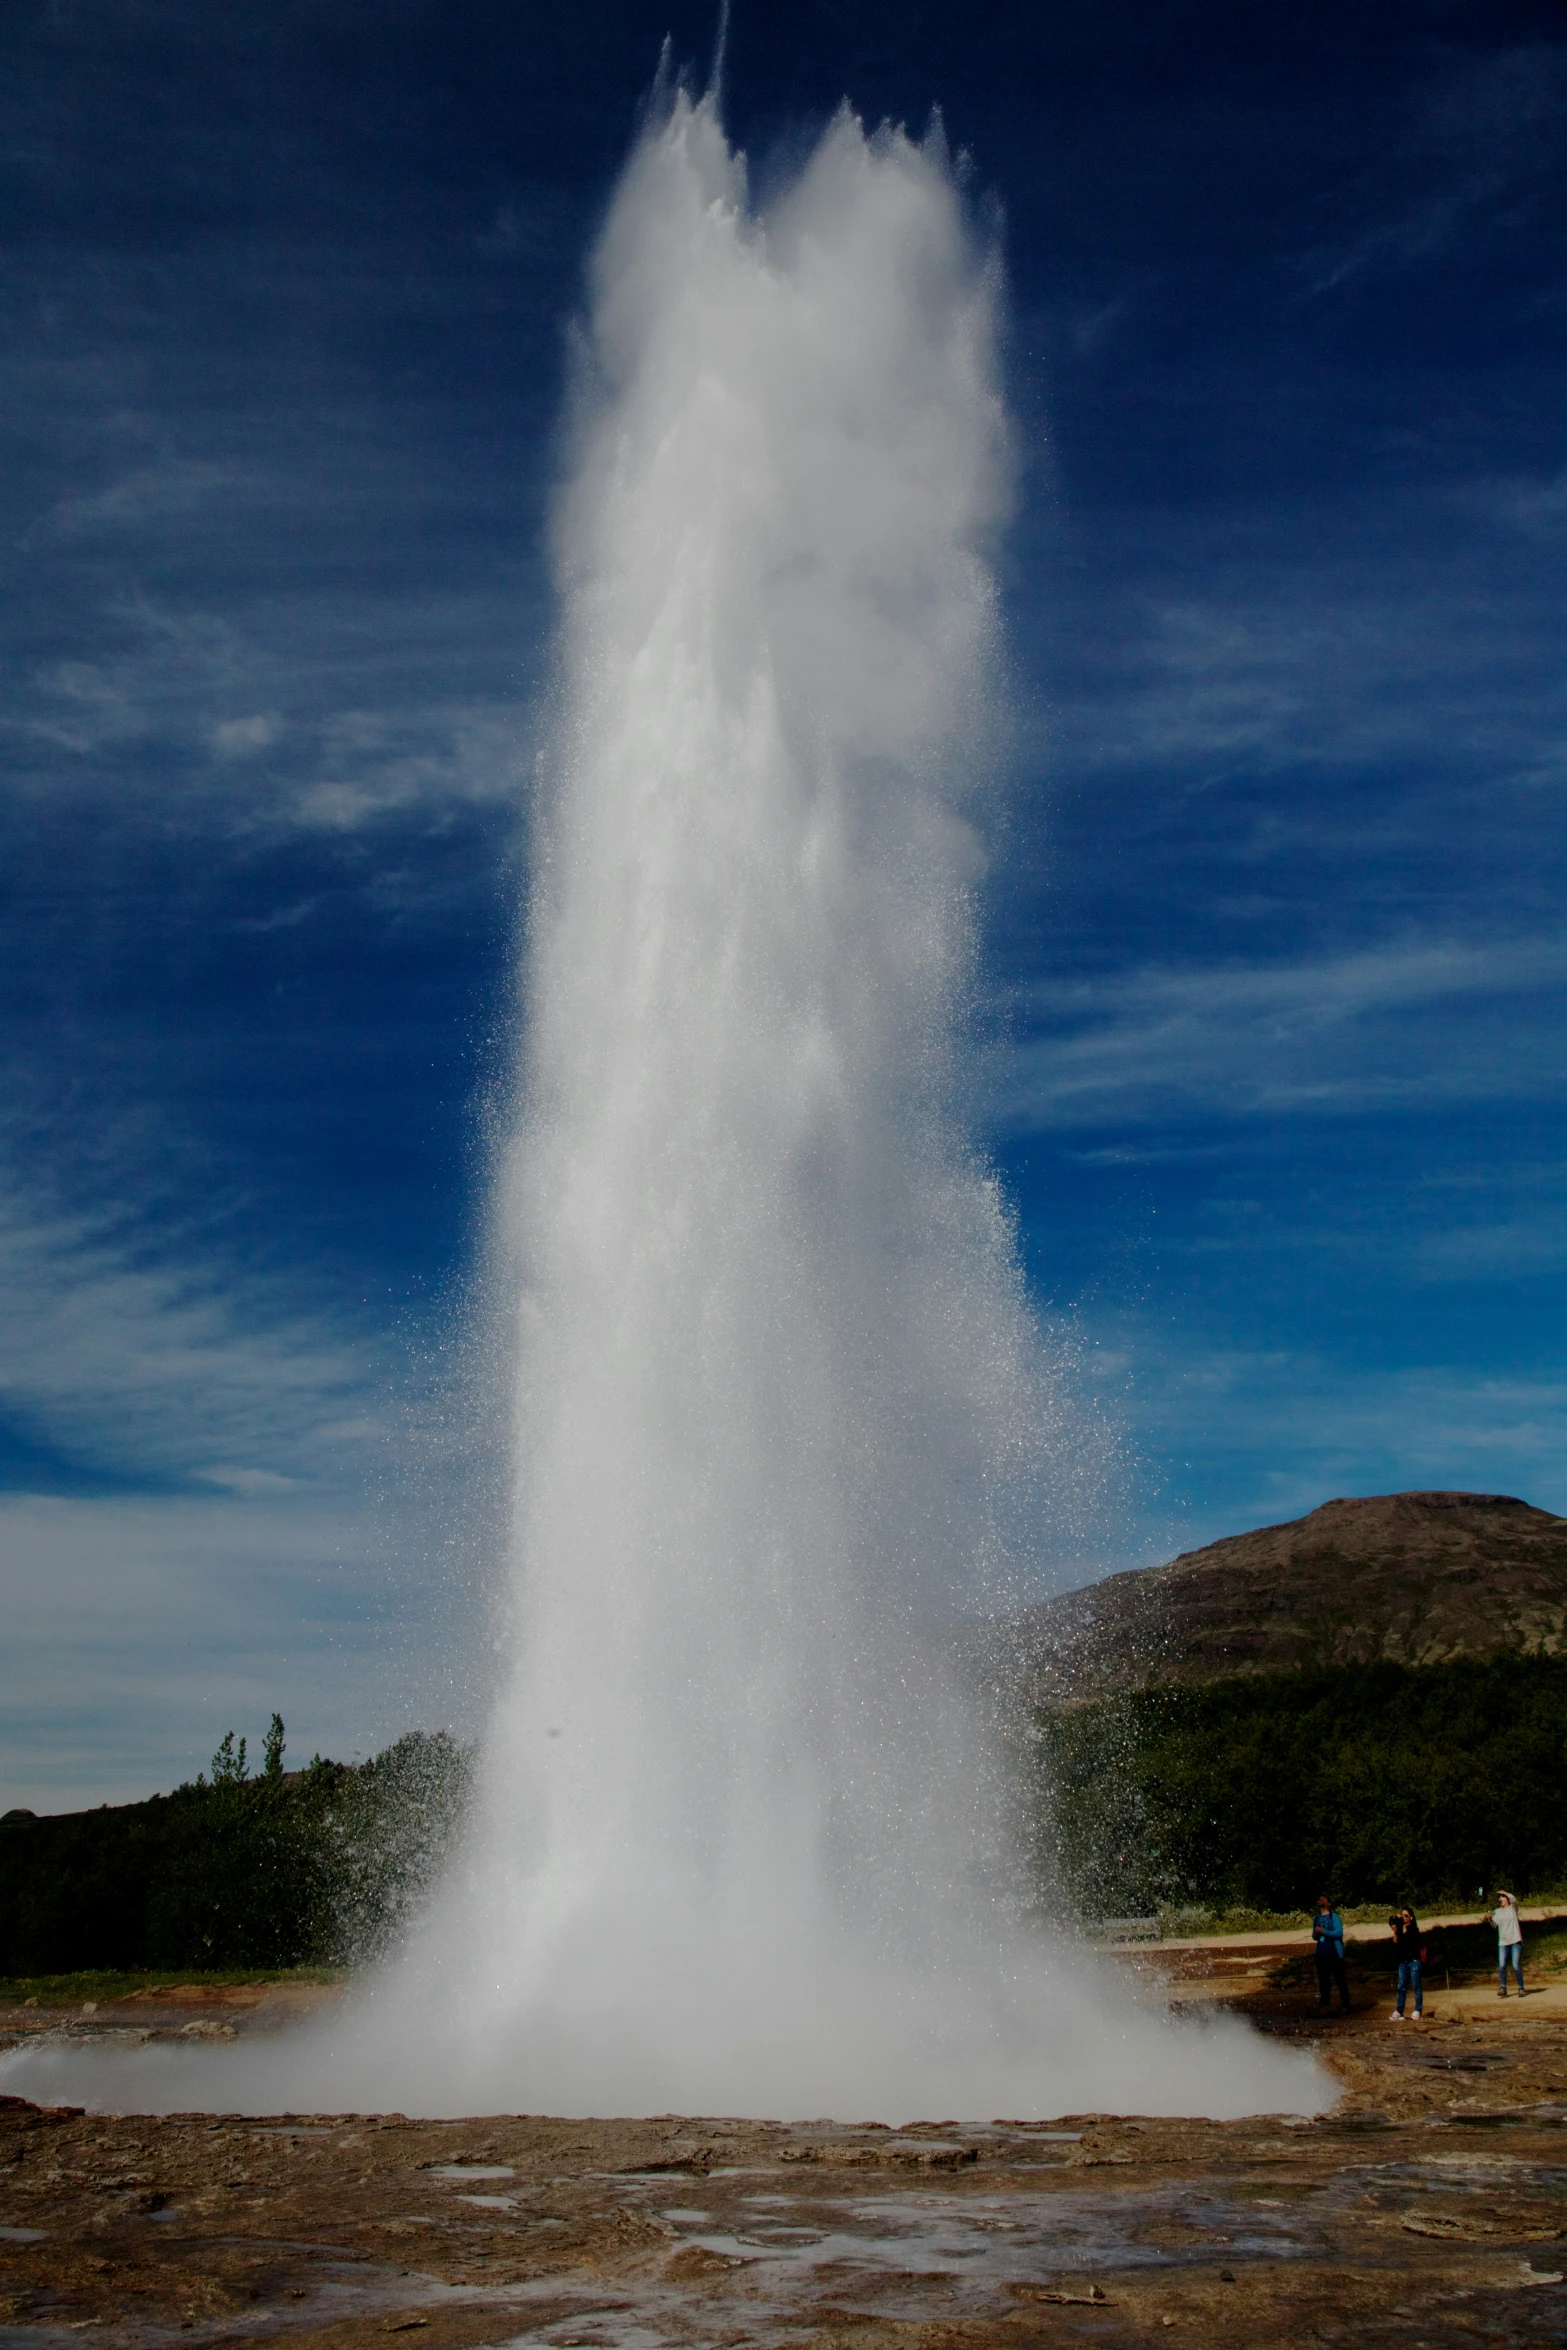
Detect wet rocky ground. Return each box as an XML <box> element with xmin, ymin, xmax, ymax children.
<box><xmin>3</xmin><ymin>1975</ymin><xmax>1566</xmax><ymax>2350</ymax></box>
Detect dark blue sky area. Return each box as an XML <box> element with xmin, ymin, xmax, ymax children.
<box><xmin>2</xmin><ymin>0</ymin><xmax>1564</xmax><ymax>1801</ymax></box>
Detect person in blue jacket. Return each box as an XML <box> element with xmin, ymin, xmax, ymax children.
<box><xmin>1312</xmin><ymin>1894</ymin><xmax>1351</xmax><ymax>2013</ymax></box>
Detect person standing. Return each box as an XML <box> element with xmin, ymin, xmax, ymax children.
<box><xmin>1388</xmin><ymin>1907</ymin><xmax>1424</xmax><ymax>2021</ymax></box>
<box><xmin>1312</xmin><ymin>1894</ymin><xmax>1351</xmax><ymax>2014</ymax></box>
<box><xmin>1493</xmin><ymin>1890</ymin><xmax>1525</xmax><ymax>1997</ymax></box>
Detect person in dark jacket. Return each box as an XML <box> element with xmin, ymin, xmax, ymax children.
<box><xmin>1312</xmin><ymin>1894</ymin><xmax>1351</xmax><ymax>2013</ymax></box>
<box><xmin>1389</xmin><ymin>1907</ymin><xmax>1424</xmax><ymax>2021</ymax></box>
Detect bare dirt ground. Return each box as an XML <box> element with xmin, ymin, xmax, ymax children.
<box><xmin>4</xmin><ymin>1958</ymin><xmax>1567</xmax><ymax>2350</ymax></box>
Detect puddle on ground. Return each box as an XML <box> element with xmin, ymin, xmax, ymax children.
<box><xmin>1398</xmin><ymin>2051</ymin><xmax>1512</xmax><ymax>2074</ymax></box>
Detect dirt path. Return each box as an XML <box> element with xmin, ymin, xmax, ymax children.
<box><xmin>1120</xmin><ymin>1913</ymin><xmax>1567</xmax><ymax>2024</ymax></box>
<box><xmin>1108</xmin><ymin>1904</ymin><xmax>1564</xmax><ymax>1957</ymax></box>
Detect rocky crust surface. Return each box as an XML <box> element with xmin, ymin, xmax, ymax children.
<box><xmin>3</xmin><ymin>1984</ymin><xmax>1567</xmax><ymax>2350</ymax></box>
<box><xmin>1001</xmin><ymin>1490</ymin><xmax>1567</xmax><ymax>1700</ymax></box>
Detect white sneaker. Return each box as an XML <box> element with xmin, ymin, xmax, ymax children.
<box><xmin>1390</xmin><ymin>2010</ymin><xmax>1404</xmax><ymax>2021</ymax></box>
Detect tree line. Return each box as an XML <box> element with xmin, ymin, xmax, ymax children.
<box><xmin>1034</xmin><ymin>1652</ymin><xmax>1567</xmax><ymax>1916</ymax></box>
<box><xmin>0</xmin><ymin>1721</ymin><xmax>470</xmax><ymax>1975</ymax></box>
<box><xmin>6</xmin><ymin>1653</ymin><xmax>1563</xmax><ymax>1974</ymax></box>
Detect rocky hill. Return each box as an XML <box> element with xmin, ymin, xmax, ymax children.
<box><xmin>1002</xmin><ymin>1490</ymin><xmax>1567</xmax><ymax>1703</ymax></box>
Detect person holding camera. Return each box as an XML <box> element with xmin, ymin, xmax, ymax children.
<box><xmin>1388</xmin><ymin>1907</ymin><xmax>1424</xmax><ymax>2021</ymax></box>
<box><xmin>1494</xmin><ymin>1891</ymin><xmax>1525</xmax><ymax>1997</ymax></box>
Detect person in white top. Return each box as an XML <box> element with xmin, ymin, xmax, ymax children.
<box><xmin>1493</xmin><ymin>1890</ymin><xmax>1524</xmax><ymax>1998</ymax></box>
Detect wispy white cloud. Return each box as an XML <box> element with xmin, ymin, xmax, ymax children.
<box><xmin>0</xmin><ymin>1104</ymin><xmax>491</xmax><ymax>1811</ymax></box>
<box><xmin>0</xmin><ymin>1089</ymin><xmax>393</xmax><ymax>1494</ymax></box>
<box><xmin>1456</xmin><ymin>463</ymin><xmax>1567</xmax><ymax>543</ymax></box>
<box><xmin>1051</xmin><ymin>566</ymin><xmax>1567</xmax><ymax>801</ymax></box>
<box><xmin>47</xmin><ymin>456</ymin><xmax>252</xmax><ymax>534</ymax></box>
<box><xmin>1167</xmin><ymin>1190</ymin><xmax>1567</xmax><ymax>1291</ymax></box>
<box><xmin>997</xmin><ymin>935</ymin><xmax>1567</xmax><ymax>1132</ymax></box>
<box><xmin>194</xmin><ymin>1464</ymin><xmax>300</xmax><ymax>1493</ymax></box>
<box><xmin>210</xmin><ymin>711</ymin><xmax>283</xmax><ymax>757</ymax></box>
<box><xmin>1066</xmin><ymin>599</ymin><xmax>1334</xmax><ymax>773</ymax></box>
<box><xmin>1303</xmin><ymin>45</ymin><xmax>1567</xmax><ymax>294</ymax></box>
<box><xmin>26</xmin><ymin>657</ymin><xmax>148</xmax><ymax>753</ymax></box>
<box><xmin>1086</xmin><ymin>1155</ymin><xmax>1567</xmax><ymax>1295</ymax></box>
<box><xmin>0</xmin><ymin>1488</ymin><xmax>399</xmax><ymax>1813</ymax></box>
<box><xmin>1419</xmin><ymin>1224</ymin><xmax>1565</xmax><ymax>1283</ymax></box>
<box><xmin>9</xmin><ymin>584</ymin><xmax>528</xmax><ymax>838</ymax></box>
<box><xmin>19</xmin><ymin>595</ymin><xmax>244</xmax><ymax>756</ymax></box>
<box><xmin>289</xmin><ymin>701</ymin><xmax>526</xmax><ymax>832</ymax></box>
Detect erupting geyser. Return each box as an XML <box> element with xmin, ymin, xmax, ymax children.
<box><xmin>2</xmin><ymin>83</ymin><xmax>1325</xmax><ymax>2121</ymax></box>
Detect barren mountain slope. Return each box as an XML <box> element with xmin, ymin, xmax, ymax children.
<box><xmin>1005</xmin><ymin>1490</ymin><xmax>1567</xmax><ymax>1701</ymax></box>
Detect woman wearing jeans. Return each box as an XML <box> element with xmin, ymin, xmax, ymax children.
<box><xmin>1494</xmin><ymin>1891</ymin><xmax>1525</xmax><ymax>1996</ymax></box>
<box><xmin>1389</xmin><ymin>1908</ymin><xmax>1424</xmax><ymax>2020</ymax></box>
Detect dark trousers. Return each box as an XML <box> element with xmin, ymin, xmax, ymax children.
<box><xmin>1315</xmin><ymin>1944</ymin><xmax>1350</xmax><ymax>2010</ymax></box>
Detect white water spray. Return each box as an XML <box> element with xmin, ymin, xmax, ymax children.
<box><xmin>2</xmin><ymin>88</ymin><xmax>1324</xmax><ymax>2121</ymax></box>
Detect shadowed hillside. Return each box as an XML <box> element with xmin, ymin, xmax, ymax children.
<box><xmin>1007</xmin><ymin>1491</ymin><xmax>1567</xmax><ymax>1703</ymax></box>
<box><xmin>997</xmin><ymin>1491</ymin><xmax>1567</xmax><ymax>1912</ymax></box>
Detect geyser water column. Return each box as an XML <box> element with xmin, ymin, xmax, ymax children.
<box><xmin>0</xmin><ymin>85</ymin><xmax>1326</xmax><ymax>2122</ymax></box>
<box><xmin>424</xmin><ymin>84</ymin><xmax>1320</xmax><ymax>2121</ymax></box>
<box><xmin>467</xmin><ymin>83</ymin><xmax>1045</xmax><ymax>2097</ymax></box>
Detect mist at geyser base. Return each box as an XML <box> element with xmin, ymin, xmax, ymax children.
<box><xmin>1</xmin><ymin>87</ymin><xmax>1326</xmax><ymax>2122</ymax></box>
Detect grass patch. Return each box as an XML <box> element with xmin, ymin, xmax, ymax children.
<box><xmin>1158</xmin><ymin>1903</ymin><xmax>1408</xmax><ymax>1936</ymax></box>
<box><xmin>0</xmin><ymin>1965</ymin><xmax>344</xmax><ymax>2006</ymax></box>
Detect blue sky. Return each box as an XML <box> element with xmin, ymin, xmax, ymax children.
<box><xmin>2</xmin><ymin>0</ymin><xmax>1564</xmax><ymax>1809</ymax></box>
